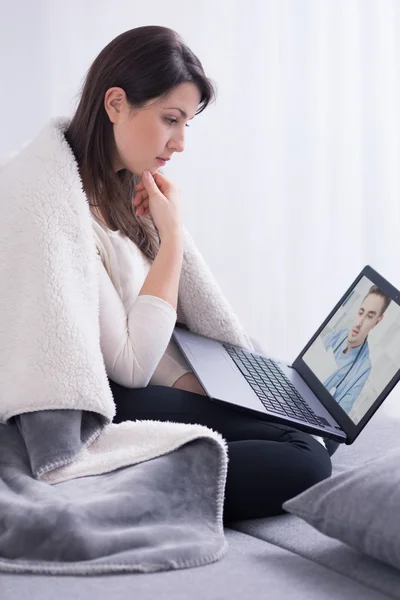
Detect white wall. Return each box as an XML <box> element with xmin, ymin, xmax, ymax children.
<box><xmin>0</xmin><ymin>0</ymin><xmax>50</xmax><ymax>155</ymax></box>
<box><xmin>2</xmin><ymin>0</ymin><xmax>400</xmax><ymax>362</ymax></box>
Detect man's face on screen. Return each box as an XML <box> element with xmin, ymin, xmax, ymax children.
<box><xmin>348</xmin><ymin>293</ymin><xmax>385</xmax><ymax>347</ymax></box>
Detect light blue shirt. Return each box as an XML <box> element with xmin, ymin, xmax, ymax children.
<box><xmin>323</xmin><ymin>328</ymin><xmax>371</xmax><ymax>413</ymax></box>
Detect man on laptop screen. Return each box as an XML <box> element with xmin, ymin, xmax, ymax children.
<box><xmin>303</xmin><ymin>277</ymin><xmax>397</xmax><ymax>424</ymax></box>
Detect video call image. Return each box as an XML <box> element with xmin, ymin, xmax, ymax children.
<box><xmin>303</xmin><ymin>276</ymin><xmax>400</xmax><ymax>425</ymax></box>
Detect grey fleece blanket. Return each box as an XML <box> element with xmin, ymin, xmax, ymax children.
<box><xmin>0</xmin><ymin>117</ymin><xmax>252</xmax><ymax>574</ymax></box>
<box><xmin>0</xmin><ymin>421</ymin><xmax>226</xmax><ymax>574</ymax></box>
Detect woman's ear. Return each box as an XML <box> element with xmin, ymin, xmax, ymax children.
<box><xmin>104</xmin><ymin>87</ymin><xmax>126</xmax><ymax>124</ymax></box>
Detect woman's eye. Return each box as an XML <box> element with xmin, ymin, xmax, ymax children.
<box><xmin>165</xmin><ymin>117</ymin><xmax>190</xmax><ymax>128</ymax></box>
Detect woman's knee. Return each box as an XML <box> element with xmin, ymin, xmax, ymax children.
<box><xmin>290</xmin><ymin>440</ymin><xmax>333</xmax><ymax>495</ymax></box>
<box><xmin>277</xmin><ymin>426</ymin><xmax>333</xmax><ymax>484</ymax></box>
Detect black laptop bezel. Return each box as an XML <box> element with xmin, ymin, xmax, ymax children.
<box><xmin>292</xmin><ymin>265</ymin><xmax>400</xmax><ymax>444</ymax></box>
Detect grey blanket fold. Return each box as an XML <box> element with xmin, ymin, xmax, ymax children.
<box><xmin>0</xmin><ymin>422</ymin><xmax>227</xmax><ymax>574</ymax></box>
<box><xmin>0</xmin><ymin>116</ymin><xmax>251</xmax><ymax>574</ymax></box>
<box><xmin>15</xmin><ymin>410</ymin><xmax>104</xmax><ymax>478</ymax></box>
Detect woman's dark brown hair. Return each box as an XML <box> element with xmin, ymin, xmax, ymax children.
<box><xmin>65</xmin><ymin>26</ymin><xmax>216</xmax><ymax>260</ymax></box>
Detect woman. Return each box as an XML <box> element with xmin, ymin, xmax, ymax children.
<box><xmin>65</xmin><ymin>25</ymin><xmax>339</xmax><ymax>523</ymax></box>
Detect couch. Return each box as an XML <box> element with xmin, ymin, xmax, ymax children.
<box><xmin>1</xmin><ymin>385</ymin><xmax>399</xmax><ymax>599</ymax></box>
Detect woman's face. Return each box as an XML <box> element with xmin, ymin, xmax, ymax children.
<box><xmin>105</xmin><ymin>82</ymin><xmax>202</xmax><ymax>176</ymax></box>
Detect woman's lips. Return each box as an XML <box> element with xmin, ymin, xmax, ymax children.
<box><xmin>156</xmin><ymin>157</ymin><xmax>170</xmax><ymax>166</ymax></box>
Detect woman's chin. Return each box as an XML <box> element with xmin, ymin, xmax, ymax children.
<box><xmin>129</xmin><ymin>165</ymin><xmax>160</xmax><ymax>178</ymax></box>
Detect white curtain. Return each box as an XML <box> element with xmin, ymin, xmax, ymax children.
<box><xmin>2</xmin><ymin>0</ymin><xmax>400</xmax><ymax>360</ymax></box>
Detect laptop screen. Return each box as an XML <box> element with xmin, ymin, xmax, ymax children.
<box><xmin>302</xmin><ymin>275</ymin><xmax>400</xmax><ymax>426</ymax></box>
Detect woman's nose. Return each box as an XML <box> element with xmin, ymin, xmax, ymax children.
<box><xmin>168</xmin><ymin>134</ymin><xmax>185</xmax><ymax>153</ymax></box>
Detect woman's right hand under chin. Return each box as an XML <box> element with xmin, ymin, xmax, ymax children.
<box><xmin>133</xmin><ymin>170</ymin><xmax>183</xmax><ymax>241</ymax></box>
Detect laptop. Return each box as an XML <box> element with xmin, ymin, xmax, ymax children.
<box><xmin>173</xmin><ymin>265</ymin><xmax>400</xmax><ymax>445</ymax></box>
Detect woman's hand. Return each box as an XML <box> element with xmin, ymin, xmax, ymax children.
<box><xmin>172</xmin><ymin>373</ymin><xmax>207</xmax><ymax>395</ymax></box>
<box><xmin>133</xmin><ymin>171</ymin><xmax>182</xmax><ymax>241</ymax></box>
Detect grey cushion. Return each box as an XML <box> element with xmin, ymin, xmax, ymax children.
<box><xmin>282</xmin><ymin>446</ymin><xmax>400</xmax><ymax>572</ymax></box>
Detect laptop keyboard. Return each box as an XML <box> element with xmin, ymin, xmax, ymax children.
<box><xmin>223</xmin><ymin>345</ymin><xmax>330</xmax><ymax>428</ymax></box>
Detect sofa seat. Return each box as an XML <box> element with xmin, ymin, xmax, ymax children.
<box><xmin>0</xmin><ymin>528</ymin><xmax>393</xmax><ymax>600</ymax></box>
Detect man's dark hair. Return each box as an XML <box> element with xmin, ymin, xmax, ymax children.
<box><xmin>363</xmin><ymin>285</ymin><xmax>391</xmax><ymax>317</ymax></box>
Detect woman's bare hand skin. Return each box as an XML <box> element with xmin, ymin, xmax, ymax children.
<box><xmin>133</xmin><ymin>171</ymin><xmax>182</xmax><ymax>241</ymax></box>
<box><xmin>172</xmin><ymin>373</ymin><xmax>207</xmax><ymax>395</ymax></box>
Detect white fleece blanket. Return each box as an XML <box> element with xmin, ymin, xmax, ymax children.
<box><xmin>0</xmin><ymin>117</ymin><xmax>253</xmax><ymax>574</ymax></box>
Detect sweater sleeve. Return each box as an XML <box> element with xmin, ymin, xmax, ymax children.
<box><xmin>96</xmin><ymin>254</ymin><xmax>177</xmax><ymax>388</ymax></box>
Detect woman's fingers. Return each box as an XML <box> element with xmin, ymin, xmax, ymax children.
<box><xmin>132</xmin><ymin>191</ymin><xmax>142</xmax><ymax>205</ymax></box>
<box><xmin>134</xmin><ymin>192</ymin><xmax>150</xmax><ymax>216</ymax></box>
<box><xmin>136</xmin><ymin>171</ymin><xmax>167</xmax><ymax>194</ymax></box>
<box><xmin>133</xmin><ymin>181</ymin><xmax>153</xmax><ymax>217</ymax></box>
<box><xmin>133</xmin><ymin>190</ymin><xmax>149</xmax><ymax>206</ymax></box>
<box><xmin>137</xmin><ymin>205</ymin><xmax>149</xmax><ymax>216</ymax></box>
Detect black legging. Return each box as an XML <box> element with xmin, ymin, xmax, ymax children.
<box><xmin>109</xmin><ymin>379</ymin><xmax>340</xmax><ymax>524</ymax></box>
